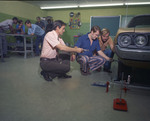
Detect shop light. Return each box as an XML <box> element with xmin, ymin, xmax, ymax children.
<box><xmin>79</xmin><ymin>3</ymin><xmax>124</xmax><ymax>8</ymax></box>
<box><xmin>125</xmin><ymin>2</ymin><xmax>150</xmax><ymax>5</ymax></box>
<box><xmin>40</xmin><ymin>2</ymin><xmax>150</xmax><ymax>9</ymax></box>
<box><xmin>40</xmin><ymin>5</ymin><xmax>78</xmax><ymax>9</ymax></box>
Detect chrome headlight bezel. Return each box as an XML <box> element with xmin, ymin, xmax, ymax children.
<box><xmin>134</xmin><ymin>35</ymin><xmax>148</xmax><ymax>47</ymax></box>
<box><xmin>118</xmin><ymin>34</ymin><xmax>132</xmax><ymax>47</ymax></box>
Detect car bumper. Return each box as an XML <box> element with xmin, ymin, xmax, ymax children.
<box><xmin>115</xmin><ymin>45</ymin><xmax>150</xmax><ymax>61</ymax></box>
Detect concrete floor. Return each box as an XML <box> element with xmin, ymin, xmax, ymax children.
<box><xmin>0</xmin><ymin>55</ymin><xmax>150</xmax><ymax>121</ymax></box>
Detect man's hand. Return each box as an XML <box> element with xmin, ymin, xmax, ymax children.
<box><xmin>19</xmin><ymin>25</ymin><xmax>22</xmax><ymax>29</ymax></box>
<box><xmin>76</xmin><ymin>48</ymin><xmax>84</xmax><ymax>53</ymax></box>
<box><xmin>71</xmin><ymin>54</ymin><xmax>76</xmax><ymax>61</ymax></box>
<box><xmin>108</xmin><ymin>58</ymin><xmax>113</xmax><ymax>62</ymax></box>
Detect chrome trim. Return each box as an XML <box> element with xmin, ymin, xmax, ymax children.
<box><xmin>115</xmin><ymin>45</ymin><xmax>150</xmax><ymax>61</ymax></box>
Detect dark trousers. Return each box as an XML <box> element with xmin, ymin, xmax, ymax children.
<box><xmin>35</xmin><ymin>34</ymin><xmax>45</xmax><ymax>55</ymax></box>
<box><xmin>15</xmin><ymin>36</ymin><xmax>23</xmax><ymax>43</ymax></box>
<box><xmin>40</xmin><ymin>53</ymin><xmax>70</xmax><ymax>75</ymax></box>
<box><xmin>103</xmin><ymin>49</ymin><xmax>114</xmax><ymax>70</ymax></box>
<box><xmin>0</xmin><ymin>30</ymin><xmax>7</xmax><ymax>55</ymax></box>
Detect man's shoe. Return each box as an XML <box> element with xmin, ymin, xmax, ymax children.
<box><xmin>40</xmin><ymin>71</ymin><xmax>53</xmax><ymax>81</ymax></box>
<box><xmin>58</xmin><ymin>74</ymin><xmax>72</xmax><ymax>79</ymax></box>
<box><xmin>103</xmin><ymin>68</ymin><xmax>112</xmax><ymax>73</ymax></box>
<box><xmin>44</xmin><ymin>74</ymin><xmax>53</xmax><ymax>81</ymax></box>
<box><xmin>96</xmin><ymin>67</ymin><xmax>102</xmax><ymax>72</ymax></box>
<box><xmin>80</xmin><ymin>68</ymin><xmax>91</xmax><ymax>76</ymax></box>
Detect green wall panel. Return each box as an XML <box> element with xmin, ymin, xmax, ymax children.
<box><xmin>0</xmin><ymin>1</ymin><xmax>150</xmax><ymax>45</ymax></box>
<box><xmin>0</xmin><ymin>1</ymin><xmax>47</xmax><ymax>20</ymax></box>
<box><xmin>62</xmin><ymin>23</ymin><xmax>90</xmax><ymax>46</ymax></box>
<box><xmin>47</xmin><ymin>5</ymin><xmax>150</xmax><ymax>23</ymax></box>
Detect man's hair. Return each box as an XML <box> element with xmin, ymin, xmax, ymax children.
<box><xmin>91</xmin><ymin>26</ymin><xmax>101</xmax><ymax>35</ymax></box>
<box><xmin>52</xmin><ymin>20</ymin><xmax>66</xmax><ymax>30</ymax></box>
<box><xmin>101</xmin><ymin>28</ymin><xmax>110</xmax><ymax>35</ymax></box>
<box><xmin>36</xmin><ymin>16</ymin><xmax>40</xmax><ymax>20</ymax></box>
<box><xmin>12</xmin><ymin>17</ymin><xmax>18</xmax><ymax>21</ymax></box>
<box><xmin>47</xmin><ymin>19</ymin><xmax>53</xmax><ymax>24</ymax></box>
<box><xmin>25</xmin><ymin>20</ymin><xmax>31</xmax><ymax>24</ymax></box>
<box><xmin>18</xmin><ymin>20</ymin><xmax>23</xmax><ymax>24</ymax></box>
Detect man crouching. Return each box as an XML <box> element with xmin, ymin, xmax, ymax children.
<box><xmin>40</xmin><ymin>20</ymin><xmax>83</xmax><ymax>81</ymax></box>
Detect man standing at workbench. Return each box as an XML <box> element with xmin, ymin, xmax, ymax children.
<box><xmin>0</xmin><ymin>17</ymin><xmax>18</xmax><ymax>57</ymax></box>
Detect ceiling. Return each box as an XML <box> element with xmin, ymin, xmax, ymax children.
<box><xmin>22</xmin><ymin>0</ymin><xmax>150</xmax><ymax>9</ymax></box>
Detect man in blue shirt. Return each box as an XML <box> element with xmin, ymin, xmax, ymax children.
<box><xmin>25</xmin><ymin>20</ymin><xmax>45</xmax><ymax>56</ymax></box>
<box><xmin>72</xmin><ymin>26</ymin><xmax>112</xmax><ymax>75</ymax></box>
<box><xmin>35</xmin><ymin>16</ymin><xmax>45</xmax><ymax>30</ymax></box>
<box><xmin>15</xmin><ymin>20</ymin><xmax>25</xmax><ymax>43</ymax></box>
<box><xmin>16</xmin><ymin>20</ymin><xmax>25</xmax><ymax>34</ymax></box>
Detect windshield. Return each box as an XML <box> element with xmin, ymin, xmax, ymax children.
<box><xmin>127</xmin><ymin>15</ymin><xmax>150</xmax><ymax>28</ymax></box>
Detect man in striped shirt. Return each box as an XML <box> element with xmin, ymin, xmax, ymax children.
<box><xmin>72</xmin><ymin>26</ymin><xmax>112</xmax><ymax>75</ymax></box>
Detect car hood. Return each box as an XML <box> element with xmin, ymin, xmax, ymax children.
<box><xmin>116</xmin><ymin>27</ymin><xmax>150</xmax><ymax>33</ymax></box>
<box><xmin>114</xmin><ymin>27</ymin><xmax>150</xmax><ymax>44</ymax></box>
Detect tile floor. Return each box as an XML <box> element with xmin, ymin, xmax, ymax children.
<box><xmin>0</xmin><ymin>55</ymin><xmax>150</xmax><ymax>121</ymax></box>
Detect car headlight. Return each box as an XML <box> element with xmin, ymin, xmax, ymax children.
<box><xmin>118</xmin><ymin>34</ymin><xmax>132</xmax><ymax>47</ymax></box>
<box><xmin>134</xmin><ymin>35</ymin><xmax>148</xmax><ymax>47</ymax></box>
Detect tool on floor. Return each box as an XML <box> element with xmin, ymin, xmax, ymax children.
<box><xmin>91</xmin><ymin>59</ymin><xmax>119</xmax><ymax>91</ymax></box>
<box><xmin>122</xmin><ymin>75</ymin><xmax>130</xmax><ymax>93</ymax></box>
<box><xmin>106</xmin><ymin>81</ymin><xmax>110</xmax><ymax>92</ymax></box>
<box><xmin>91</xmin><ymin>81</ymin><xmax>107</xmax><ymax>87</ymax></box>
<box><xmin>91</xmin><ymin>81</ymin><xmax>110</xmax><ymax>92</ymax></box>
<box><xmin>113</xmin><ymin>72</ymin><xmax>128</xmax><ymax>111</ymax></box>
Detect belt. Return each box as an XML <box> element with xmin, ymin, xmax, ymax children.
<box><xmin>40</xmin><ymin>57</ymin><xmax>56</xmax><ymax>61</ymax></box>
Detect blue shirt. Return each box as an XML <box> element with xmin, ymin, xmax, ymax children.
<box><xmin>28</xmin><ymin>24</ymin><xmax>45</xmax><ymax>36</ymax></box>
<box><xmin>16</xmin><ymin>24</ymin><xmax>25</xmax><ymax>34</ymax></box>
<box><xmin>35</xmin><ymin>21</ymin><xmax>45</xmax><ymax>29</ymax></box>
<box><xmin>75</xmin><ymin>33</ymin><xmax>101</xmax><ymax>57</ymax></box>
